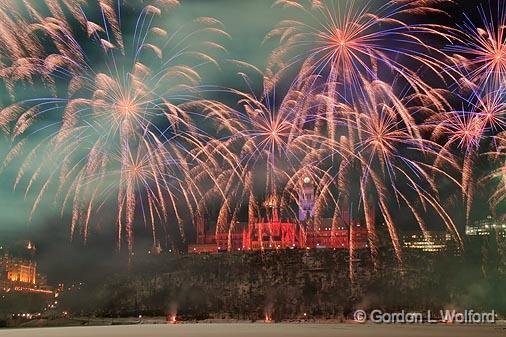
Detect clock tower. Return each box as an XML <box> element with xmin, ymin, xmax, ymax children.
<box><xmin>299</xmin><ymin>176</ymin><xmax>315</xmax><ymax>221</ymax></box>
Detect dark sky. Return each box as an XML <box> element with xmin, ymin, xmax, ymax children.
<box><xmin>0</xmin><ymin>0</ymin><xmax>494</xmax><ymax>283</ymax></box>
<box><xmin>0</xmin><ymin>0</ymin><xmax>290</xmax><ymax>283</ymax></box>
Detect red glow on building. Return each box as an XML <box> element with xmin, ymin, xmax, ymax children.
<box><xmin>189</xmin><ymin>217</ymin><xmax>368</xmax><ymax>254</ymax></box>
<box><xmin>189</xmin><ymin>177</ymin><xmax>368</xmax><ymax>254</ymax></box>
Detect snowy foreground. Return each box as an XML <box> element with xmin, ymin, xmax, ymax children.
<box><xmin>0</xmin><ymin>323</ymin><xmax>504</xmax><ymax>337</ymax></box>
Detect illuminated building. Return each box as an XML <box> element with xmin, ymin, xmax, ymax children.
<box><xmin>304</xmin><ymin>218</ymin><xmax>368</xmax><ymax>250</ymax></box>
<box><xmin>5</xmin><ymin>257</ymin><xmax>37</xmax><ymax>284</ymax></box>
<box><xmin>299</xmin><ymin>176</ymin><xmax>315</xmax><ymax>221</ymax></box>
<box><xmin>0</xmin><ymin>242</ymin><xmax>53</xmax><ymax>295</ymax></box>
<box><xmin>189</xmin><ymin>178</ymin><xmax>368</xmax><ymax>254</ymax></box>
<box><xmin>402</xmin><ymin>232</ymin><xmax>453</xmax><ymax>253</ymax></box>
<box><xmin>189</xmin><ymin>219</ymin><xmax>368</xmax><ymax>254</ymax></box>
<box><xmin>466</xmin><ymin>216</ymin><xmax>506</xmax><ymax>238</ymax></box>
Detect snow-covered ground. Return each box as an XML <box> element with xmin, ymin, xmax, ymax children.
<box><xmin>0</xmin><ymin>323</ymin><xmax>504</xmax><ymax>337</ymax></box>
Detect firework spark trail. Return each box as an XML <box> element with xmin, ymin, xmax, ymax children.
<box><xmin>318</xmin><ymin>78</ymin><xmax>463</xmax><ymax>263</ymax></box>
<box><xmin>441</xmin><ymin>3</ymin><xmax>506</xmax><ymax>224</ymax></box>
<box><xmin>0</xmin><ymin>0</ymin><xmax>505</xmax><ymax>269</ymax></box>
<box><xmin>427</xmin><ymin>88</ymin><xmax>506</xmax><ymax>224</ymax></box>
<box><xmin>266</xmin><ymin>0</ymin><xmax>506</xmax><ymax>271</ymax></box>
<box><xmin>483</xmin><ymin>131</ymin><xmax>506</xmax><ymax>212</ymax></box>
<box><xmin>199</xmin><ymin>68</ymin><xmax>355</xmax><ymax>250</ymax></box>
<box><xmin>0</xmin><ymin>0</ymin><xmax>228</xmax><ymax>256</ymax></box>
<box><xmin>265</xmin><ymin>0</ymin><xmax>455</xmax><ymax>108</ymax></box>
<box><xmin>446</xmin><ymin>3</ymin><xmax>506</xmax><ymax>94</ymax></box>
<box><xmin>266</xmin><ymin>0</ymin><xmax>467</xmax><ymax>265</ymax></box>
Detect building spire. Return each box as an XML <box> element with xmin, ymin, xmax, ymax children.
<box><xmin>299</xmin><ymin>176</ymin><xmax>315</xmax><ymax>222</ymax></box>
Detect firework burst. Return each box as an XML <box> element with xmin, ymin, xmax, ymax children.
<box><xmin>447</xmin><ymin>3</ymin><xmax>506</xmax><ymax>93</ymax></box>
<box><xmin>265</xmin><ymin>0</ymin><xmax>453</xmax><ymax>104</ymax></box>
<box><xmin>318</xmin><ymin>78</ymin><xmax>463</xmax><ymax>262</ymax></box>
<box><xmin>0</xmin><ymin>0</ymin><xmax>228</xmax><ymax>254</ymax></box>
<box><xmin>0</xmin><ymin>0</ymin><xmax>504</xmax><ymax>268</ymax></box>
<box><xmin>196</xmin><ymin>68</ymin><xmax>350</xmax><ymax>249</ymax></box>
<box><xmin>428</xmin><ymin>88</ymin><xmax>506</xmax><ymax>224</ymax></box>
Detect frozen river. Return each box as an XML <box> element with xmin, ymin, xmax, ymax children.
<box><xmin>0</xmin><ymin>323</ymin><xmax>504</xmax><ymax>337</ymax></box>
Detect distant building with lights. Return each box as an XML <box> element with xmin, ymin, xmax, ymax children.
<box><xmin>189</xmin><ymin>177</ymin><xmax>368</xmax><ymax>254</ymax></box>
<box><xmin>466</xmin><ymin>216</ymin><xmax>506</xmax><ymax>238</ymax></box>
<box><xmin>402</xmin><ymin>232</ymin><xmax>455</xmax><ymax>253</ymax></box>
<box><xmin>0</xmin><ymin>241</ymin><xmax>53</xmax><ymax>295</ymax></box>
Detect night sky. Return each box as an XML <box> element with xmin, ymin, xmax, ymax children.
<box><xmin>0</xmin><ymin>0</ymin><xmax>498</xmax><ymax>283</ymax></box>
<box><xmin>0</xmin><ymin>0</ymin><xmax>292</xmax><ymax>282</ymax></box>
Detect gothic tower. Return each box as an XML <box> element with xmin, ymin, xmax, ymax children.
<box><xmin>299</xmin><ymin>176</ymin><xmax>315</xmax><ymax>221</ymax></box>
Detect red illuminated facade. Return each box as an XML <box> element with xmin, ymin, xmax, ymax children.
<box><xmin>189</xmin><ymin>206</ymin><xmax>368</xmax><ymax>254</ymax></box>
<box><xmin>188</xmin><ymin>218</ymin><xmax>368</xmax><ymax>254</ymax></box>
<box><xmin>189</xmin><ymin>177</ymin><xmax>369</xmax><ymax>254</ymax></box>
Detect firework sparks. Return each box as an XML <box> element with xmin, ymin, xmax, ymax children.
<box><xmin>0</xmin><ymin>0</ymin><xmax>504</xmax><ymax>269</ymax></box>
<box><xmin>484</xmin><ymin>131</ymin><xmax>506</xmax><ymax>212</ymax></box>
<box><xmin>447</xmin><ymin>3</ymin><xmax>506</xmax><ymax>93</ymax></box>
<box><xmin>202</xmin><ymin>70</ymin><xmax>342</xmax><ymax>246</ymax></box>
<box><xmin>320</xmin><ymin>79</ymin><xmax>463</xmax><ymax>262</ymax></box>
<box><xmin>265</xmin><ymin>0</ymin><xmax>453</xmax><ymax>102</ymax></box>
<box><xmin>0</xmin><ymin>0</ymin><xmax>228</xmax><ymax>255</ymax></box>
